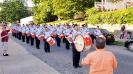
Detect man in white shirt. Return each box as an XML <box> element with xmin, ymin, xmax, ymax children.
<box><xmin>70</xmin><ymin>24</ymin><xmax>82</xmax><ymax>68</ymax></box>
<box><xmin>44</xmin><ymin>26</ymin><xmax>52</xmax><ymax>53</ymax></box>
<box><xmin>55</xmin><ymin>25</ymin><xmax>62</xmax><ymax>47</ymax></box>
<box><xmin>30</xmin><ymin>24</ymin><xmax>36</xmax><ymax>46</ymax></box>
<box><xmin>25</xmin><ymin>24</ymin><xmax>30</xmax><ymax>44</ymax></box>
<box><xmin>21</xmin><ymin>24</ymin><xmax>26</xmax><ymax>42</ymax></box>
<box><xmin>64</xmin><ymin>25</ymin><xmax>72</xmax><ymax>50</ymax></box>
<box><xmin>35</xmin><ymin>25</ymin><xmax>41</xmax><ymax>49</ymax></box>
<box><xmin>18</xmin><ymin>25</ymin><xmax>22</xmax><ymax>40</ymax></box>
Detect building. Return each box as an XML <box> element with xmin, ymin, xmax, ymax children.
<box><xmin>95</xmin><ymin>0</ymin><xmax>133</xmax><ymax>11</ymax></box>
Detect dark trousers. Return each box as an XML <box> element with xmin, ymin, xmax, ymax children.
<box><xmin>65</xmin><ymin>39</ymin><xmax>70</xmax><ymax>50</ymax></box>
<box><xmin>63</xmin><ymin>37</ymin><xmax>66</xmax><ymax>43</ymax></box>
<box><xmin>44</xmin><ymin>41</ymin><xmax>50</xmax><ymax>52</ymax></box>
<box><xmin>22</xmin><ymin>35</ymin><xmax>25</xmax><ymax>42</ymax></box>
<box><xmin>30</xmin><ymin>36</ymin><xmax>34</xmax><ymax>46</ymax></box>
<box><xmin>55</xmin><ymin>36</ymin><xmax>61</xmax><ymax>47</ymax></box>
<box><xmin>26</xmin><ymin>35</ymin><xmax>30</xmax><ymax>44</ymax></box>
<box><xmin>17</xmin><ymin>32</ymin><xmax>19</xmax><ymax>39</ymax></box>
<box><xmin>19</xmin><ymin>32</ymin><xmax>22</xmax><ymax>40</ymax></box>
<box><xmin>71</xmin><ymin>43</ymin><xmax>81</xmax><ymax>68</ymax></box>
<box><xmin>12</xmin><ymin>32</ymin><xmax>14</xmax><ymax>37</ymax></box>
<box><xmin>14</xmin><ymin>33</ymin><xmax>17</xmax><ymax>38</ymax></box>
<box><xmin>35</xmin><ymin>37</ymin><xmax>40</xmax><ymax>49</ymax></box>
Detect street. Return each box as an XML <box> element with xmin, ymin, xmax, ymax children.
<box><xmin>11</xmin><ymin>36</ymin><xmax>133</xmax><ymax>74</ymax></box>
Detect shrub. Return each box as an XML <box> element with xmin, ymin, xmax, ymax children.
<box><xmin>86</xmin><ymin>7</ymin><xmax>133</xmax><ymax>25</ymax></box>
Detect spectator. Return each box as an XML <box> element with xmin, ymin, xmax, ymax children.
<box><xmin>80</xmin><ymin>37</ymin><xmax>117</xmax><ymax>74</ymax></box>
<box><xmin>120</xmin><ymin>25</ymin><xmax>126</xmax><ymax>39</ymax></box>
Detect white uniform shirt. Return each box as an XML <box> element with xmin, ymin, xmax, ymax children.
<box><xmin>64</xmin><ymin>29</ymin><xmax>72</xmax><ymax>36</ymax></box>
<box><xmin>56</xmin><ymin>27</ymin><xmax>63</xmax><ymax>35</ymax></box>
<box><xmin>44</xmin><ymin>30</ymin><xmax>52</xmax><ymax>39</ymax></box>
<box><xmin>35</xmin><ymin>27</ymin><xmax>42</xmax><ymax>37</ymax></box>
<box><xmin>25</xmin><ymin>26</ymin><xmax>30</xmax><ymax>33</ymax></box>
<box><xmin>30</xmin><ymin>26</ymin><xmax>36</xmax><ymax>33</ymax></box>
<box><xmin>70</xmin><ymin>29</ymin><xmax>82</xmax><ymax>40</ymax></box>
<box><xmin>21</xmin><ymin>26</ymin><xmax>26</xmax><ymax>33</ymax></box>
<box><xmin>94</xmin><ymin>29</ymin><xmax>102</xmax><ymax>36</ymax></box>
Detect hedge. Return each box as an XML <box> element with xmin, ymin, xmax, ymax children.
<box><xmin>86</xmin><ymin>7</ymin><xmax>133</xmax><ymax>25</ymax></box>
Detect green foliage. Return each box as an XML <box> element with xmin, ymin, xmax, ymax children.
<box><xmin>0</xmin><ymin>0</ymin><xmax>30</xmax><ymax>23</ymax></box>
<box><xmin>32</xmin><ymin>0</ymin><xmax>99</xmax><ymax>24</ymax></box>
<box><xmin>73</xmin><ymin>11</ymin><xmax>85</xmax><ymax>20</ymax></box>
<box><xmin>32</xmin><ymin>0</ymin><xmax>55</xmax><ymax>24</ymax></box>
<box><xmin>52</xmin><ymin>0</ymin><xmax>76</xmax><ymax>19</ymax></box>
<box><xmin>86</xmin><ymin>7</ymin><xmax>133</xmax><ymax>24</ymax></box>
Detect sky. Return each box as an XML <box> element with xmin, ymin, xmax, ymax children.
<box><xmin>0</xmin><ymin>0</ymin><xmax>4</xmax><ymax>3</ymax></box>
<box><xmin>0</xmin><ymin>0</ymin><xmax>34</xmax><ymax>7</ymax></box>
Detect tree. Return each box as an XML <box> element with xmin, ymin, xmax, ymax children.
<box><xmin>52</xmin><ymin>0</ymin><xmax>76</xmax><ymax>19</ymax></box>
<box><xmin>0</xmin><ymin>0</ymin><xmax>31</xmax><ymax>23</ymax></box>
<box><xmin>32</xmin><ymin>0</ymin><xmax>100</xmax><ymax>23</ymax></box>
<box><xmin>32</xmin><ymin>0</ymin><xmax>56</xmax><ymax>24</ymax></box>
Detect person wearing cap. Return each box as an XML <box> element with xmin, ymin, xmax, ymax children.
<box><xmin>70</xmin><ymin>24</ymin><xmax>82</xmax><ymax>68</ymax></box>
<box><xmin>64</xmin><ymin>25</ymin><xmax>72</xmax><ymax>50</ymax></box>
<box><xmin>35</xmin><ymin>25</ymin><xmax>41</xmax><ymax>49</ymax></box>
<box><xmin>21</xmin><ymin>24</ymin><xmax>26</xmax><ymax>42</ymax></box>
<box><xmin>1</xmin><ymin>25</ymin><xmax>10</xmax><ymax>56</ymax></box>
<box><xmin>25</xmin><ymin>24</ymin><xmax>30</xmax><ymax>44</ymax></box>
<box><xmin>18</xmin><ymin>25</ymin><xmax>22</xmax><ymax>40</ymax></box>
<box><xmin>29</xmin><ymin>24</ymin><xmax>36</xmax><ymax>46</ymax></box>
<box><xmin>80</xmin><ymin>37</ymin><xmax>117</xmax><ymax>74</ymax></box>
<box><xmin>55</xmin><ymin>25</ymin><xmax>62</xmax><ymax>47</ymax></box>
<box><xmin>44</xmin><ymin>26</ymin><xmax>52</xmax><ymax>53</ymax></box>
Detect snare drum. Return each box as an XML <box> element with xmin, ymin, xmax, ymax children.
<box><xmin>46</xmin><ymin>37</ymin><xmax>55</xmax><ymax>46</ymax></box>
<box><xmin>31</xmin><ymin>33</ymin><xmax>35</xmax><ymax>38</ymax></box>
<box><xmin>38</xmin><ymin>34</ymin><xmax>45</xmax><ymax>41</ymax></box>
<box><xmin>59</xmin><ymin>34</ymin><xmax>64</xmax><ymax>39</ymax></box>
<box><xmin>84</xmin><ymin>35</ymin><xmax>92</xmax><ymax>50</ymax></box>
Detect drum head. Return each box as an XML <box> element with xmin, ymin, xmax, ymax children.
<box><xmin>74</xmin><ymin>35</ymin><xmax>85</xmax><ymax>52</ymax></box>
<box><xmin>84</xmin><ymin>35</ymin><xmax>92</xmax><ymax>50</ymax></box>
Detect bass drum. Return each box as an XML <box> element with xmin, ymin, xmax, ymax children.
<box><xmin>74</xmin><ymin>35</ymin><xmax>85</xmax><ymax>52</ymax></box>
<box><xmin>46</xmin><ymin>37</ymin><xmax>55</xmax><ymax>46</ymax></box>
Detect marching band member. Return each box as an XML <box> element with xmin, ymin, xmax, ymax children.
<box><xmin>62</xmin><ymin>24</ymin><xmax>67</xmax><ymax>43</ymax></box>
<box><xmin>18</xmin><ymin>25</ymin><xmax>22</xmax><ymax>40</ymax></box>
<box><xmin>64</xmin><ymin>25</ymin><xmax>72</xmax><ymax>50</ymax></box>
<box><xmin>21</xmin><ymin>24</ymin><xmax>26</xmax><ymax>42</ymax></box>
<box><xmin>55</xmin><ymin>25</ymin><xmax>62</xmax><ymax>47</ymax></box>
<box><xmin>11</xmin><ymin>25</ymin><xmax>15</xmax><ymax>37</ymax></box>
<box><xmin>14</xmin><ymin>25</ymin><xmax>18</xmax><ymax>38</ymax></box>
<box><xmin>44</xmin><ymin>26</ymin><xmax>52</xmax><ymax>53</ymax></box>
<box><xmin>30</xmin><ymin>24</ymin><xmax>36</xmax><ymax>46</ymax></box>
<box><xmin>25</xmin><ymin>24</ymin><xmax>30</xmax><ymax>44</ymax></box>
<box><xmin>70</xmin><ymin>24</ymin><xmax>82</xmax><ymax>68</ymax></box>
<box><xmin>93</xmin><ymin>26</ymin><xmax>102</xmax><ymax>44</ymax></box>
<box><xmin>35</xmin><ymin>25</ymin><xmax>41</xmax><ymax>49</ymax></box>
<box><xmin>94</xmin><ymin>26</ymin><xmax>102</xmax><ymax>36</ymax></box>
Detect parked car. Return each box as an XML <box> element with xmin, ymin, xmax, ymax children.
<box><xmin>87</xmin><ymin>28</ymin><xmax>115</xmax><ymax>44</ymax></box>
<box><xmin>124</xmin><ymin>38</ymin><xmax>133</xmax><ymax>52</ymax></box>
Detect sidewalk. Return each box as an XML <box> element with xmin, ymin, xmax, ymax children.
<box><xmin>0</xmin><ymin>39</ymin><xmax>61</xmax><ymax>74</ymax></box>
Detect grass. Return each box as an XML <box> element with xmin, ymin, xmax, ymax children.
<box><xmin>110</xmin><ymin>41</ymin><xmax>125</xmax><ymax>46</ymax></box>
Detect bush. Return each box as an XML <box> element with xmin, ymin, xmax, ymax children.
<box><xmin>73</xmin><ymin>12</ymin><xmax>85</xmax><ymax>20</ymax></box>
<box><xmin>86</xmin><ymin>7</ymin><xmax>133</xmax><ymax>25</ymax></box>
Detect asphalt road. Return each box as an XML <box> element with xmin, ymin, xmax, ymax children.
<box><xmin>11</xmin><ymin>36</ymin><xmax>133</xmax><ymax>74</ymax></box>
